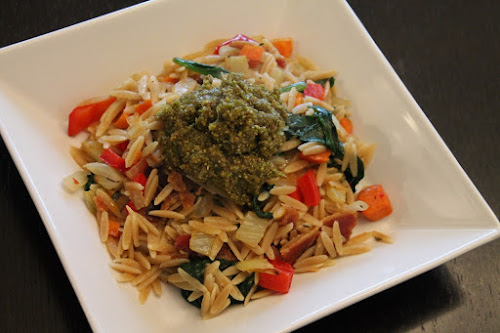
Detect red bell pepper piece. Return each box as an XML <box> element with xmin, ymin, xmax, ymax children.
<box><xmin>125</xmin><ymin>158</ymin><xmax>148</xmax><ymax>180</ymax></box>
<box><xmin>99</xmin><ymin>148</ymin><xmax>126</xmax><ymax>172</ymax></box>
<box><xmin>276</xmin><ymin>57</ymin><xmax>287</xmax><ymax>68</ymax></box>
<box><xmin>68</xmin><ymin>97</ymin><xmax>116</xmax><ymax>136</ymax></box>
<box><xmin>297</xmin><ymin>169</ymin><xmax>321</xmax><ymax>207</ymax></box>
<box><xmin>289</xmin><ymin>188</ymin><xmax>303</xmax><ymax>202</ymax></box>
<box><xmin>126</xmin><ymin>200</ymin><xmax>137</xmax><ymax>214</ymax></box>
<box><xmin>133</xmin><ymin>172</ymin><xmax>147</xmax><ymax>187</ymax></box>
<box><xmin>175</xmin><ymin>234</ymin><xmax>191</xmax><ymax>253</ymax></box>
<box><xmin>258</xmin><ymin>259</ymin><xmax>294</xmax><ymax>294</ymax></box>
<box><xmin>115</xmin><ymin>140</ymin><xmax>129</xmax><ymax>152</ymax></box>
<box><xmin>303</xmin><ymin>83</ymin><xmax>325</xmax><ymax>100</ymax></box>
<box><xmin>214</xmin><ymin>34</ymin><xmax>258</xmax><ymax>54</ymax></box>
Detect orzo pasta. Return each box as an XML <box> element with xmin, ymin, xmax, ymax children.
<box><xmin>64</xmin><ymin>35</ymin><xmax>393</xmax><ymax>319</ymax></box>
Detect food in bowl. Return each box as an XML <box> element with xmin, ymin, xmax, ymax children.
<box><xmin>63</xmin><ymin>35</ymin><xmax>393</xmax><ymax>319</ymax></box>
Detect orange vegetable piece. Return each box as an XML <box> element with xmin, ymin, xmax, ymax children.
<box><xmin>161</xmin><ymin>76</ymin><xmax>179</xmax><ymax>84</ymax></box>
<box><xmin>114</xmin><ymin>111</ymin><xmax>129</xmax><ymax>129</ymax></box>
<box><xmin>240</xmin><ymin>45</ymin><xmax>264</xmax><ymax>67</ymax></box>
<box><xmin>135</xmin><ymin>99</ymin><xmax>153</xmax><ymax>115</ymax></box>
<box><xmin>299</xmin><ymin>151</ymin><xmax>331</xmax><ymax>164</ymax></box>
<box><xmin>340</xmin><ymin>117</ymin><xmax>353</xmax><ymax>134</ymax></box>
<box><xmin>108</xmin><ymin>220</ymin><xmax>121</xmax><ymax>238</ymax></box>
<box><xmin>356</xmin><ymin>185</ymin><xmax>393</xmax><ymax>221</ymax></box>
<box><xmin>272</xmin><ymin>38</ymin><xmax>293</xmax><ymax>58</ymax></box>
<box><xmin>294</xmin><ymin>92</ymin><xmax>304</xmax><ymax>106</ymax></box>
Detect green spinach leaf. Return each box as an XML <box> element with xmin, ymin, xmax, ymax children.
<box><xmin>180</xmin><ymin>258</ymin><xmax>211</xmax><ymax>283</ymax></box>
<box><xmin>173</xmin><ymin>57</ymin><xmax>230</xmax><ymax>79</ymax></box>
<box><xmin>84</xmin><ymin>173</ymin><xmax>95</xmax><ymax>191</ymax></box>
<box><xmin>286</xmin><ymin>106</ymin><xmax>344</xmax><ymax>158</ymax></box>
<box><xmin>286</xmin><ymin>105</ymin><xmax>365</xmax><ymax>191</ymax></box>
<box><xmin>179</xmin><ymin>259</ymin><xmax>255</xmax><ymax>308</ymax></box>
<box><xmin>179</xmin><ymin>259</ymin><xmax>211</xmax><ymax>308</ymax></box>
<box><xmin>231</xmin><ymin>273</ymin><xmax>254</xmax><ymax>304</ymax></box>
<box><xmin>329</xmin><ymin>156</ymin><xmax>365</xmax><ymax>191</ymax></box>
<box><xmin>252</xmin><ymin>184</ymin><xmax>274</xmax><ymax>219</ymax></box>
<box><xmin>314</xmin><ymin>77</ymin><xmax>335</xmax><ymax>86</ymax></box>
<box><xmin>280</xmin><ymin>81</ymin><xmax>307</xmax><ymax>93</ymax></box>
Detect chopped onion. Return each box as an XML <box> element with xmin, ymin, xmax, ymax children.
<box><xmin>190</xmin><ymin>194</ymin><xmax>214</xmax><ymax>219</ymax></box>
<box><xmin>326</xmin><ymin>186</ymin><xmax>346</xmax><ymax>204</ymax></box>
<box><xmin>174</xmin><ymin>77</ymin><xmax>198</xmax><ymax>95</ymax></box>
<box><xmin>94</xmin><ymin>175</ymin><xmax>121</xmax><ymax>191</ymax></box>
<box><xmin>218</xmin><ymin>45</ymin><xmax>240</xmax><ymax>57</ymax></box>
<box><xmin>62</xmin><ymin>171</ymin><xmax>88</xmax><ymax>192</ymax></box>
<box><xmin>84</xmin><ymin>162</ymin><xmax>123</xmax><ymax>182</ymax></box>
<box><xmin>235</xmin><ymin>212</ymin><xmax>270</xmax><ymax>247</ymax></box>
<box><xmin>81</xmin><ymin>140</ymin><xmax>103</xmax><ymax>161</ymax></box>
<box><xmin>225</xmin><ymin>55</ymin><xmax>249</xmax><ymax>75</ymax></box>
<box><xmin>270</xmin><ymin>67</ymin><xmax>284</xmax><ymax>85</ymax></box>
<box><xmin>345</xmin><ymin>200</ymin><xmax>369</xmax><ymax>212</ymax></box>
<box><xmin>84</xmin><ymin>186</ymin><xmax>98</xmax><ymax>214</ymax></box>
<box><xmin>189</xmin><ymin>232</ymin><xmax>215</xmax><ymax>257</ymax></box>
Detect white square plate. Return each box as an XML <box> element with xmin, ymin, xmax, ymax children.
<box><xmin>0</xmin><ymin>0</ymin><xmax>498</xmax><ymax>332</ymax></box>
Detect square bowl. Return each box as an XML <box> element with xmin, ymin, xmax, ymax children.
<box><xmin>0</xmin><ymin>0</ymin><xmax>498</xmax><ymax>332</ymax></box>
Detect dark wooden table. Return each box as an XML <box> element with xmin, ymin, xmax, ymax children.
<box><xmin>1</xmin><ymin>1</ymin><xmax>498</xmax><ymax>332</ymax></box>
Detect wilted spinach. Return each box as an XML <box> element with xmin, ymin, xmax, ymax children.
<box><xmin>179</xmin><ymin>259</ymin><xmax>255</xmax><ymax>308</ymax></box>
<box><xmin>285</xmin><ymin>105</ymin><xmax>365</xmax><ymax>190</ymax></box>
<box><xmin>286</xmin><ymin>106</ymin><xmax>344</xmax><ymax>158</ymax></box>
<box><xmin>329</xmin><ymin>156</ymin><xmax>365</xmax><ymax>190</ymax></box>
<box><xmin>280</xmin><ymin>81</ymin><xmax>307</xmax><ymax>93</ymax></box>
<box><xmin>173</xmin><ymin>58</ymin><xmax>230</xmax><ymax>79</ymax></box>
<box><xmin>314</xmin><ymin>76</ymin><xmax>335</xmax><ymax>86</ymax></box>
<box><xmin>84</xmin><ymin>173</ymin><xmax>95</xmax><ymax>191</ymax></box>
<box><xmin>252</xmin><ymin>183</ymin><xmax>275</xmax><ymax>219</ymax></box>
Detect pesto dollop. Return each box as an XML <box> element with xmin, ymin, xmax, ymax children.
<box><xmin>157</xmin><ymin>73</ymin><xmax>288</xmax><ymax>205</ymax></box>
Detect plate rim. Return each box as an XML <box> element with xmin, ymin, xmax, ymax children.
<box><xmin>0</xmin><ymin>1</ymin><xmax>498</xmax><ymax>332</ymax></box>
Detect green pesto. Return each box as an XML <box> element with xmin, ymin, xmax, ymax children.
<box><xmin>156</xmin><ymin>73</ymin><xmax>288</xmax><ymax>205</ymax></box>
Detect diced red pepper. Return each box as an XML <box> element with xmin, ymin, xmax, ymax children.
<box><xmin>126</xmin><ymin>200</ymin><xmax>137</xmax><ymax>214</ymax></box>
<box><xmin>276</xmin><ymin>57</ymin><xmax>287</xmax><ymax>68</ymax></box>
<box><xmin>116</xmin><ymin>140</ymin><xmax>129</xmax><ymax>152</ymax></box>
<box><xmin>125</xmin><ymin>159</ymin><xmax>148</xmax><ymax>180</ymax></box>
<box><xmin>68</xmin><ymin>97</ymin><xmax>116</xmax><ymax>136</ymax></box>
<box><xmin>303</xmin><ymin>83</ymin><xmax>325</xmax><ymax>100</ymax></box>
<box><xmin>99</xmin><ymin>148</ymin><xmax>126</xmax><ymax>172</ymax></box>
<box><xmin>258</xmin><ymin>259</ymin><xmax>294</xmax><ymax>294</ymax></box>
<box><xmin>214</xmin><ymin>34</ymin><xmax>258</xmax><ymax>54</ymax></box>
<box><xmin>175</xmin><ymin>234</ymin><xmax>191</xmax><ymax>253</ymax></box>
<box><xmin>133</xmin><ymin>172</ymin><xmax>147</xmax><ymax>187</ymax></box>
<box><xmin>297</xmin><ymin>169</ymin><xmax>321</xmax><ymax>207</ymax></box>
<box><xmin>289</xmin><ymin>188</ymin><xmax>303</xmax><ymax>202</ymax></box>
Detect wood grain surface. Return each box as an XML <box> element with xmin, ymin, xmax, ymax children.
<box><xmin>0</xmin><ymin>1</ymin><xmax>498</xmax><ymax>332</ymax></box>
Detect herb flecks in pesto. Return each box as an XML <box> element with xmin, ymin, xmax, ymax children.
<box><xmin>157</xmin><ymin>73</ymin><xmax>288</xmax><ymax>205</ymax></box>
